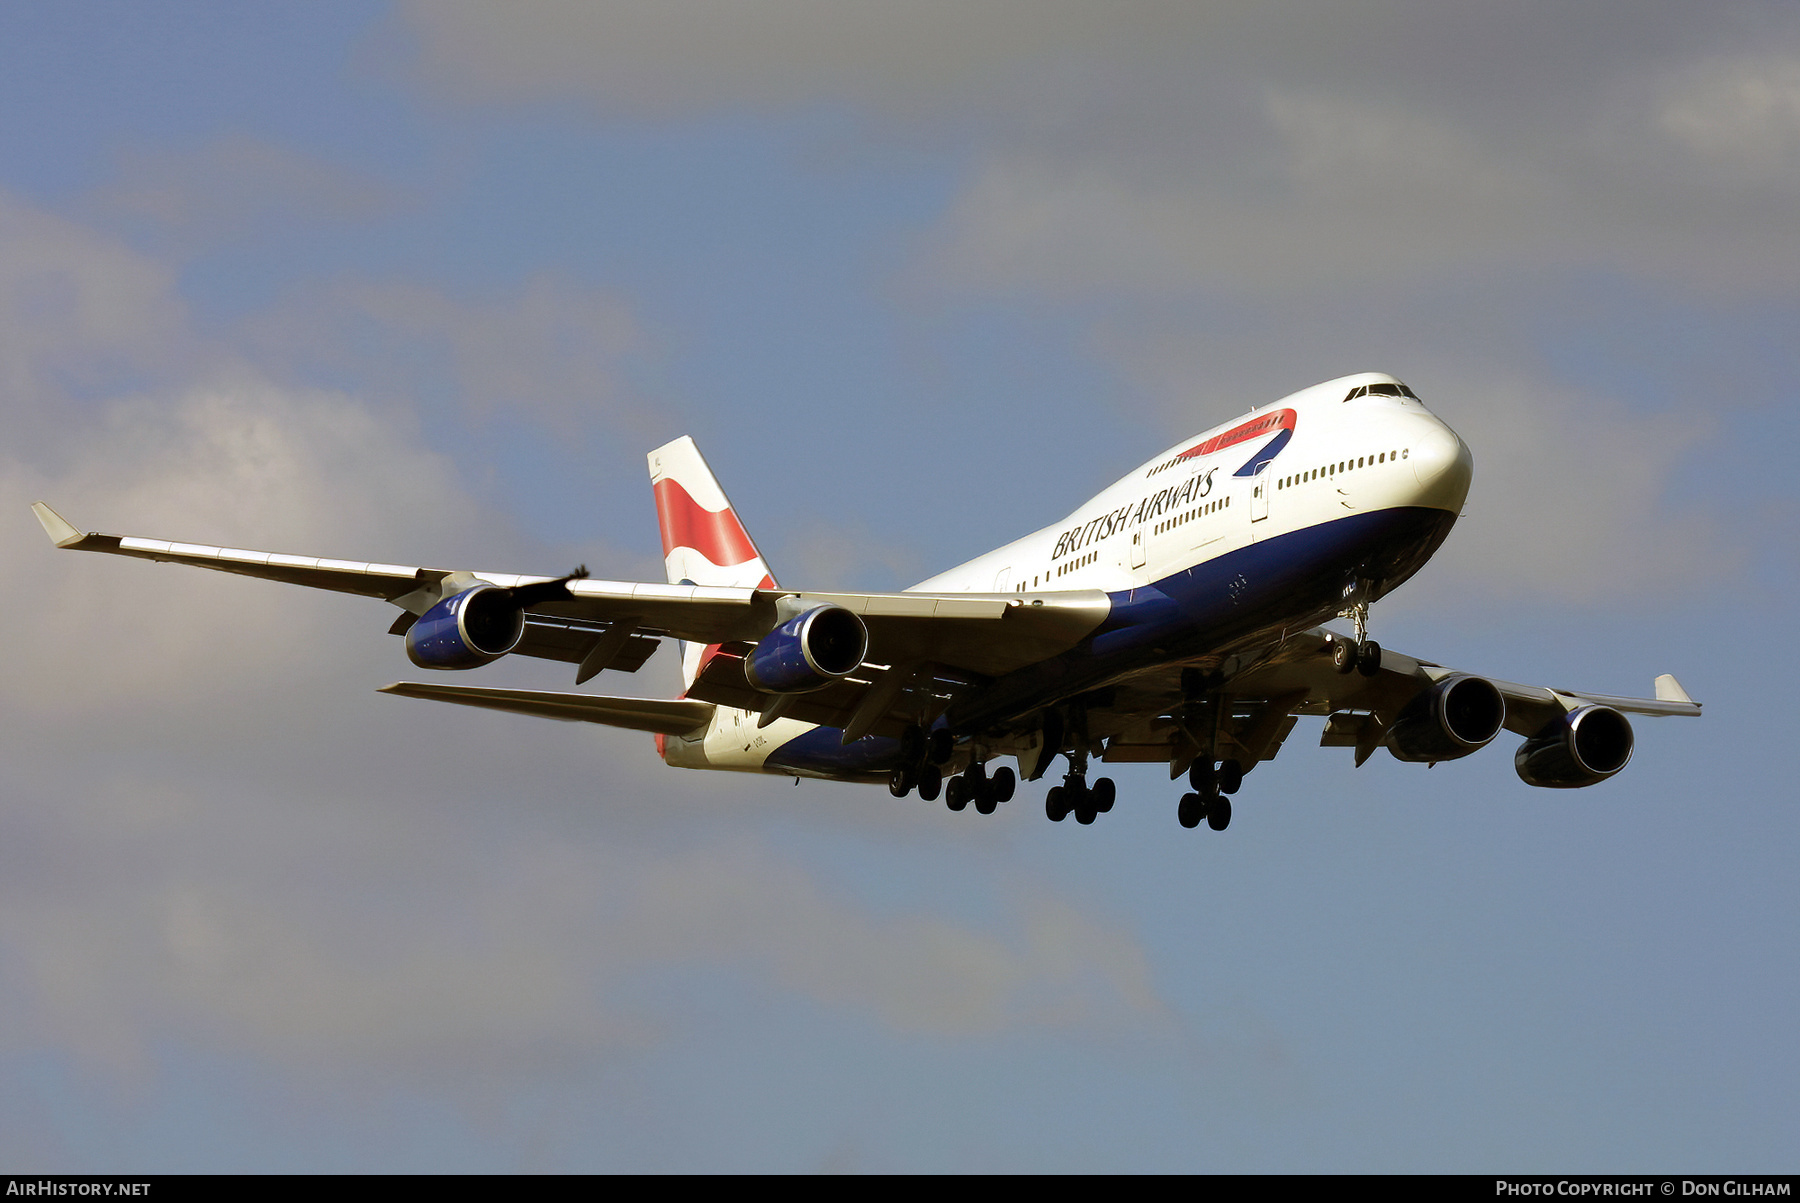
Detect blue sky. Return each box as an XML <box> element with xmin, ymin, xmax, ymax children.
<box><xmin>0</xmin><ymin>1</ymin><xmax>1795</xmax><ymax>1172</ymax></box>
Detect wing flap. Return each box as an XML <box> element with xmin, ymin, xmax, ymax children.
<box><xmin>686</xmin><ymin>650</ymin><xmax>969</xmax><ymax>738</ymax></box>
<box><xmin>511</xmin><ymin>614</ymin><xmax>660</xmax><ymax>673</ymax></box>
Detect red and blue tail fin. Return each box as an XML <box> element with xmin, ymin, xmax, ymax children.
<box><xmin>648</xmin><ymin>436</ymin><xmax>776</xmax><ymax>690</ymax></box>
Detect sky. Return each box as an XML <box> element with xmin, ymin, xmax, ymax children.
<box><xmin>0</xmin><ymin>1</ymin><xmax>1796</xmax><ymax>1173</ymax></box>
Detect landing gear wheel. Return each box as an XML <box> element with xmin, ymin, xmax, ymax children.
<box><xmin>1356</xmin><ymin>639</ymin><xmax>1382</xmax><ymax>677</ymax></box>
<box><xmin>1188</xmin><ymin>759</ymin><xmax>1216</xmax><ymax>793</ymax></box>
<box><xmin>888</xmin><ymin>767</ymin><xmax>914</xmax><ymax>798</ymax></box>
<box><xmin>1207</xmin><ymin>795</ymin><xmax>1232</xmax><ymax>831</ymax></box>
<box><xmin>1332</xmin><ymin>638</ymin><xmax>1356</xmax><ymax>674</ymax></box>
<box><xmin>974</xmin><ymin>782</ymin><xmax>998</xmax><ymax>815</ymax></box>
<box><xmin>916</xmin><ymin>764</ymin><xmax>942</xmax><ymax>802</ymax></box>
<box><xmin>990</xmin><ymin>767</ymin><xmax>1016</xmax><ymax>804</ymax></box>
<box><xmin>1217</xmin><ymin>760</ymin><xmax>1243</xmax><ymax>795</ymax></box>
<box><xmin>927</xmin><ymin>729</ymin><xmax>954</xmax><ymax>765</ymax></box>
<box><xmin>1046</xmin><ymin>786</ymin><xmax>1069</xmax><ymax>822</ymax></box>
<box><xmin>1091</xmin><ymin>777</ymin><xmax>1116</xmax><ymax>814</ymax></box>
<box><xmin>945</xmin><ymin>776</ymin><xmax>968</xmax><ymax>812</ymax></box>
<box><xmin>1178</xmin><ymin>792</ymin><xmax>1205</xmax><ymax>829</ymax></box>
<box><xmin>1074</xmin><ymin>792</ymin><xmax>1097</xmax><ymax>825</ymax></box>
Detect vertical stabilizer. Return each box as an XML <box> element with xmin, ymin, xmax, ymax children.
<box><xmin>648</xmin><ymin>436</ymin><xmax>777</xmax><ymax>689</ymax></box>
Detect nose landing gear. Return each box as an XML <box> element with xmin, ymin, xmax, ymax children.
<box><xmin>1332</xmin><ymin>598</ymin><xmax>1383</xmax><ymax>677</ymax></box>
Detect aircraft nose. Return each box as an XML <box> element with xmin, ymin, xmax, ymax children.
<box><xmin>1409</xmin><ymin>420</ymin><xmax>1473</xmax><ymax>513</ymax></box>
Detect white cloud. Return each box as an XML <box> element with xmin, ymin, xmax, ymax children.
<box><xmin>605</xmin><ymin>844</ymin><xmax>1162</xmax><ymax>1036</ymax></box>
<box><xmin>0</xmin><ymin>777</ymin><xmax>1164</xmax><ymax>1084</ymax></box>
<box><xmin>397</xmin><ymin>0</ymin><xmax>1211</xmax><ymax>116</ymax></box>
<box><xmin>245</xmin><ymin>273</ymin><xmax>645</xmax><ymax>437</ymax></box>
<box><xmin>1658</xmin><ymin>54</ymin><xmax>1800</xmax><ymax>175</ymax></box>
<box><xmin>0</xmin><ymin>379</ymin><xmax>493</xmax><ymax>718</ymax></box>
<box><xmin>0</xmin><ymin>188</ymin><xmax>192</xmax><ymax>406</ymax></box>
<box><xmin>924</xmin><ymin>75</ymin><xmax>1800</xmax><ymax>298</ymax></box>
<box><xmin>96</xmin><ymin>133</ymin><xmax>401</xmax><ymax>246</ymax></box>
<box><xmin>1417</xmin><ymin>374</ymin><xmax>1735</xmax><ymax>607</ymax></box>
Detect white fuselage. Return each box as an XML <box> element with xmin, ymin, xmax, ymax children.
<box><xmin>665</xmin><ymin>372</ymin><xmax>1472</xmax><ymax>777</ymax></box>
<box><xmin>912</xmin><ymin>374</ymin><xmax>1469</xmax><ymax>598</ymax></box>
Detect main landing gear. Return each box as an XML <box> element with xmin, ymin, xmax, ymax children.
<box><xmin>887</xmin><ymin>725</ymin><xmax>1013</xmax><ymax>815</ymax></box>
<box><xmin>944</xmin><ymin>760</ymin><xmax>1015</xmax><ymax>815</ymax></box>
<box><xmin>1043</xmin><ymin>748</ymin><xmax>1116</xmax><ymax>825</ymax></box>
<box><xmin>1177</xmin><ymin>757</ymin><xmax>1240</xmax><ymax>831</ymax></box>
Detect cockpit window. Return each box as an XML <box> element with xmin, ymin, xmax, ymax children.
<box><xmin>1344</xmin><ymin>381</ymin><xmax>1421</xmax><ymax>401</ymax></box>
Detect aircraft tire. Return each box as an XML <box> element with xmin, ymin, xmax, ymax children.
<box><xmin>927</xmin><ymin>729</ymin><xmax>954</xmax><ymax>765</ymax></box>
<box><xmin>1046</xmin><ymin>786</ymin><xmax>1068</xmax><ymax>822</ymax></box>
<box><xmin>1218</xmin><ymin>760</ymin><xmax>1243</xmax><ymax>795</ymax></box>
<box><xmin>1178</xmin><ymin>792</ymin><xmax>1204</xmax><ymax>828</ymax></box>
<box><xmin>1092</xmin><ymin>777</ymin><xmax>1116</xmax><ymax>813</ymax></box>
<box><xmin>899</xmin><ymin>724</ymin><xmax>926</xmax><ymax>766</ymax></box>
<box><xmin>1332</xmin><ymin>639</ymin><xmax>1356</xmax><ymax>674</ymax></box>
<box><xmin>1075</xmin><ymin>799</ymin><xmax>1097</xmax><ymax>825</ymax></box>
<box><xmin>946</xmin><ymin>776</ymin><xmax>968</xmax><ymax>812</ymax></box>
<box><xmin>1207</xmin><ymin>795</ymin><xmax>1232</xmax><ymax>831</ymax></box>
<box><xmin>1357</xmin><ymin>640</ymin><xmax>1382</xmax><ymax>677</ymax></box>
<box><xmin>888</xmin><ymin>767</ymin><xmax>913</xmax><ymax>798</ymax></box>
<box><xmin>975</xmin><ymin>790</ymin><xmax>997</xmax><ymax>816</ymax></box>
<box><xmin>917</xmin><ymin>764</ymin><xmax>942</xmax><ymax>802</ymax></box>
<box><xmin>990</xmin><ymin>766</ymin><xmax>1016</xmax><ymax>803</ymax></box>
<box><xmin>1189</xmin><ymin>759</ymin><xmax>1216</xmax><ymax>793</ymax></box>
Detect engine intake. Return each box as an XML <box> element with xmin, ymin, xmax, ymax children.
<box><xmin>1387</xmin><ymin>673</ymin><xmax>1506</xmax><ymax>763</ymax></box>
<box><xmin>745</xmin><ymin>605</ymin><xmax>868</xmax><ymax>694</ymax></box>
<box><xmin>1515</xmin><ymin>705</ymin><xmax>1634</xmax><ymax>788</ymax></box>
<box><xmin>405</xmin><ymin>585</ymin><xmax>525</xmax><ymax>669</ymax></box>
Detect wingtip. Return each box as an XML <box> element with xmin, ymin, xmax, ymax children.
<box><xmin>1654</xmin><ymin>674</ymin><xmax>1696</xmax><ymax>705</ymax></box>
<box><xmin>31</xmin><ymin>502</ymin><xmax>85</xmax><ymax>548</ymax></box>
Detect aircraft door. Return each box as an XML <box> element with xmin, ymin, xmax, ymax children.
<box><xmin>1250</xmin><ymin>465</ymin><xmax>1270</xmax><ymax>536</ymax></box>
<box><xmin>1130</xmin><ymin>525</ymin><xmax>1146</xmax><ymax>569</ymax></box>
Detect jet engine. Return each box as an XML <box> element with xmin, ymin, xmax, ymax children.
<box><xmin>1514</xmin><ymin>705</ymin><xmax>1634</xmax><ymax>788</ymax></box>
<box><xmin>1387</xmin><ymin>673</ymin><xmax>1507</xmax><ymax>763</ymax></box>
<box><xmin>745</xmin><ymin>604</ymin><xmax>868</xmax><ymax>693</ymax></box>
<box><xmin>405</xmin><ymin>584</ymin><xmax>526</xmax><ymax>669</ymax></box>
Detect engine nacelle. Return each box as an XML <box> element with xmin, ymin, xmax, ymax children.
<box><xmin>1515</xmin><ymin>705</ymin><xmax>1634</xmax><ymax>788</ymax></box>
<box><xmin>405</xmin><ymin>584</ymin><xmax>525</xmax><ymax>670</ymax></box>
<box><xmin>1387</xmin><ymin>673</ymin><xmax>1507</xmax><ymax>763</ymax></box>
<box><xmin>745</xmin><ymin>605</ymin><xmax>868</xmax><ymax>694</ymax></box>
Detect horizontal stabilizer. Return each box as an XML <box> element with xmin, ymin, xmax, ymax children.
<box><xmin>379</xmin><ymin>682</ymin><xmax>712</xmax><ymax>735</ymax></box>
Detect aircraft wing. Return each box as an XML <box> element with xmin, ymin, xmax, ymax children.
<box><xmin>1091</xmin><ymin>626</ymin><xmax>1700</xmax><ymax>776</ymax></box>
<box><xmin>31</xmin><ymin>503</ymin><xmax>1110</xmax><ymax>681</ymax></box>
<box><xmin>1219</xmin><ymin>628</ymin><xmax>1701</xmax><ymax>729</ymax></box>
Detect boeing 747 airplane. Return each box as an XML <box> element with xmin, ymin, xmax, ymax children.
<box><xmin>33</xmin><ymin>373</ymin><xmax>1699</xmax><ymax>830</ymax></box>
